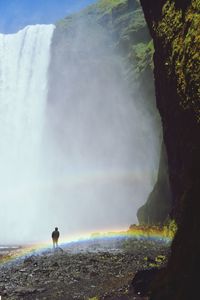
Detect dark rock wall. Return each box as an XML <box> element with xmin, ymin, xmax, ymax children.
<box><xmin>137</xmin><ymin>142</ymin><xmax>172</xmax><ymax>225</ymax></box>
<box><xmin>140</xmin><ymin>0</ymin><xmax>200</xmax><ymax>299</ymax></box>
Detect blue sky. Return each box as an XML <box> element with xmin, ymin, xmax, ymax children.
<box><xmin>0</xmin><ymin>0</ymin><xmax>97</xmax><ymax>33</ymax></box>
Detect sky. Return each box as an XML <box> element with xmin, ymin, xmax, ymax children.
<box><xmin>0</xmin><ymin>0</ymin><xmax>97</xmax><ymax>34</ymax></box>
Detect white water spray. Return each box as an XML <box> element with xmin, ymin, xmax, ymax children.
<box><xmin>0</xmin><ymin>21</ymin><xmax>161</xmax><ymax>244</ymax></box>
<box><xmin>45</xmin><ymin>20</ymin><xmax>161</xmax><ymax>239</ymax></box>
<box><xmin>0</xmin><ymin>25</ymin><xmax>55</xmax><ymax>243</ymax></box>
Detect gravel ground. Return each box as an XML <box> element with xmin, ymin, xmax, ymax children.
<box><xmin>0</xmin><ymin>238</ymin><xmax>170</xmax><ymax>300</ymax></box>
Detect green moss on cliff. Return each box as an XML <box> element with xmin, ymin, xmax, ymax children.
<box><xmin>56</xmin><ymin>0</ymin><xmax>151</xmax><ymax>82</ymax></box>
<box><xmin>129</xmin><ymin>40</ymin><xmax>154</xmax><ymax>76</ymax></box>
<box><xmin>140</xmin><ymin>0</ymin><xmax>200</xmax><ymax>298</ymax></box>
<box><xmin>156</xmin><ymin>0</ymin><xmax>200</xmax><ymax>121</ymax></box>
<box><xmin>97</xmin><ymin>0</ymin><xmax>126</xmax><ymax>12</ymax></box>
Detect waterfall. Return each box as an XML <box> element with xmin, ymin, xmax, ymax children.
<box><xmin>0</xmin><ymin>25</ymin><xmax>55</xmax><ymax>243</ymax></box>
<box><xmin>0</xmin><ymin>21</ymin><xmax>160</xmax><ymax>244</ymax></box>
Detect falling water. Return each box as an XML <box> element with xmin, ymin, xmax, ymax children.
<box><xmin>0</xmin><ymin>21</ymin><xmax>161</xmax><ymax>244</ymax></box>
<box><xmin>0</xmin><ymin>25</ymin><xmax>55</xmax><ymax>243</ymax></box>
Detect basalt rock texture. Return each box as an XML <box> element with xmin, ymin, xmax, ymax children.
<box><xmin>140</xmin><ymin>0</ymin><xmax>200</xmax><ymax>299</ymax></box>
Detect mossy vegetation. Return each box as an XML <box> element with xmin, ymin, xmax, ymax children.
<box><xmin>140</xmin><ymin>0</ymin><xmax>200</xmax><ymax>298</ymax></box>
<box><xmin>129</xmin><ymin>40</ymin><xmax>154</xmax><ymax>76</ymax></box>
<box><xmin>97</xmin><ymin>0</ymin><xmax>126</xmax><ymax>12</ymax></box>
<box><xmin>56</xmin><ymin>0</ymin><xmax>152</xmax><ymax>83</ymax></box>
<box><xmin>162</xmin><ymin>219</ymin><xmax>177</xmax><ymax>239</ymax></box>
<box><xmin>156</xmin><ymin>0</ymin><xmax>200</xmax><ymax>121</ymax></box>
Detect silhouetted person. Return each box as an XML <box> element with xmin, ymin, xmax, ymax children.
<box><xmin>52</xmin><ymin>227</ymin><xmax>60</xmax><ymax>249</ymax></box>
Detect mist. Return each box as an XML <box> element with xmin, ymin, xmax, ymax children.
<box><xmin>42</xmin><ymin>19</ymin><xmax>161</xmax><ymax>241</ymax></box>
<box><xmin>0</xmin><ymin>17</ymin><xmax>161</xmax><ymax>244</ymax></box>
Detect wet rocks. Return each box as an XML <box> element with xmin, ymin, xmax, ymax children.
<box><xmin>0</xmin><ymin>239</ymin><xmax>169</xmax><ymax>299</ymax></box>
<box><xmin>23</xmin><ymin>256</ymin><xmax>36</xmax><ymax>265</ymax></box>
<box><xmin>130</xmin><ymin>268</ymin><xmax>163</xmax><ymax>296</ymax></box>
<box><xmin>15</xmin><ymin>287</ymin><xmax>37</xmax><ymax>296</ymax></box>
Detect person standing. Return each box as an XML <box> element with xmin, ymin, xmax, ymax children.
<box><xmin>52</xmin><ymin>227</ymin><xmax>60</xmax><ymax>249</ymax></box>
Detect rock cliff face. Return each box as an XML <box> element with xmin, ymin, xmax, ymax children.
<box><xmin>140</xmin><ymin>0</ymin><xmax>200</xmax><ymax>299</ymax></box>
<box><xmin>137</xmin><ymin>142</ymin><xmax>172</xmax><ymax>225</ymax></box>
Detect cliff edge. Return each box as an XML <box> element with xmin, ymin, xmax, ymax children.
<box><xmin>140</xmin><ymin>0</ymin><xmax>200</xmax><ymax>299</ymax></box>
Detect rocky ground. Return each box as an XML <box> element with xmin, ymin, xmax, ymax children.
<box><xmin>0</xmin><ymin>238</ymin><xmax>170</xmax><ymax>300</ymax></box>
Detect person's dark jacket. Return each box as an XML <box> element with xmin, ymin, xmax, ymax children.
<box><xmin>52</xmin><ymin>230</ymin><xmax>60</xmax><ymax>240</ymax></box>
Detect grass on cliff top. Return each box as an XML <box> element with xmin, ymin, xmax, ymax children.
<box><xmin>97</xmin><ymin>0</ymin><xmax>126</xmax><ymax>12</ymax></box>
<box><xmin>57</xmin><ymin>0</ymin><xmax>127</xmax><ymax>28</ymax></box>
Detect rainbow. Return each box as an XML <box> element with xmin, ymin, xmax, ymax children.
<box><xmin>0</xmin><ymin>227</ymin><xmax>172</xmax><ymax>265</ymax></box>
